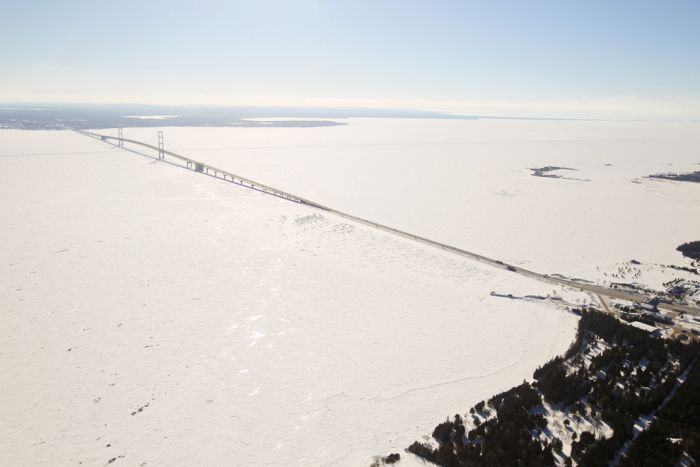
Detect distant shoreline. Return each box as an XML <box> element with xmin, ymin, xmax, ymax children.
<box><xmin>0</xmin><ymin>103</ymin><xmax>599</xmax><ymax>131</ymax></box>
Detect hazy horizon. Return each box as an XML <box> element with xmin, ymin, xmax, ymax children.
<box><xmin>3</xmin><ymin>102</ymin><xmax>699</xmax><ymax>127</ymax></box>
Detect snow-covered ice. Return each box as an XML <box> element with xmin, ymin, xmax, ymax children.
<box><xmin>2</xmin><ymin>116</ymin><xmax>698</xmax><ymax>465</ymax></box>
<box><xmin>1</xmin><ymin>128</ymin><xmax>579</xmax><ymax>466</ymax></box>
<box><xmin>121</xmin><ymin>118</ymin><xmax>700</xmax><ymax>290</ymax></box>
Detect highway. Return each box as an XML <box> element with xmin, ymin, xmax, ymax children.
<box><xmin>76</xmin><ymin>129</ymin><xmax>700</xmax><ymax>318</ymax></box>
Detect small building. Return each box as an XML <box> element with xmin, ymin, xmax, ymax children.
<box><xmin>646</xmin><ymin>296</ymin><xmax>661</xmax><ymax>306</ymax></box>
<box><xmin>641</xmin><ymin>311</ymin><xmax>674</xmax><ymax>325</ymax></box>
<box><xmin>635</xmin><ymin>302</ymin><xmax>658</xmax><ymax>313</ymax></box>
<box><xmin>629</xmin><ymin>321</ymin><xmax>656</xmax><ymax>333</ymax></box>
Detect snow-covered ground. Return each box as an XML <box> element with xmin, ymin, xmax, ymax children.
<box><xmin>112</xmin><ymin>118</ymin><xmax>700</xmax><ymax>291</ymax></box>
<box><xmin>1</xmin><ymin>129</ymin><xmax>579</xmax><ymax>466</ymax></box>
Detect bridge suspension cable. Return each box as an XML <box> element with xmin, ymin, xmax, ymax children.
<box><xmin>74</xmin><ymin>129</ymin><xmax>700</xmax><ymax>317</ymax></box>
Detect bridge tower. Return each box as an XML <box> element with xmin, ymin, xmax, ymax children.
<box><xmin>117</xmin><ymin>127</ymin><xmax>123</xmax><ymax>148</ymax></box>
<box><xmin>157</xmin><ymin>131</ymin><xmax>164</xmax><ymax>160</ymax></box>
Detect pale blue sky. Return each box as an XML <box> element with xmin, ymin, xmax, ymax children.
<box><xmin>1</xmin><ymin>0</ymin><xmax>699</xmax><ymax>118</ymax></box>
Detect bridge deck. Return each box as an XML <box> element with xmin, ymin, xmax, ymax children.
<box><xmin>75</xmin><ymin>129</ymin><xmax>700</xmax><ymax>317</ymax></box>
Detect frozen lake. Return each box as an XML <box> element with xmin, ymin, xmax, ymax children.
<box><xmin>123</xmin><ymin>118</ymin><xmax>700</xmax><ymax>286</ymax></box>
<box><xmin>1</xmin><ymin>117</ymin><xmax>698</xmax><ymax>465</ymax></box>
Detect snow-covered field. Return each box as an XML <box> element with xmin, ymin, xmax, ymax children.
<box><xmin>116</xmin><ymin>118</ymin><xmax>700</xmax><ymax>290</ymax></box>
<box><xmin>0</xmin><ymin>128</ymin><xmax>580</xmax><ymax>466</ymax></box>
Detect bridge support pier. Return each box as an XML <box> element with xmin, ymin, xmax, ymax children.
<box><xmin>157</xmin><ymin>131</ymin><xmax>165</xmax><ymax>160</ymax></box>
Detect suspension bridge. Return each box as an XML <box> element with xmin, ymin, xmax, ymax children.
<box><xmin>75</xmin><ymin>128</ymin><xmax>700</xmax><ymax>318</ymax></box>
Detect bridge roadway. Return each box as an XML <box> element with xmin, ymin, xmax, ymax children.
<box><xmin>76</xmin><ymin>130</ymin><xmax>700</xmax><ymax>317</ymax></box>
